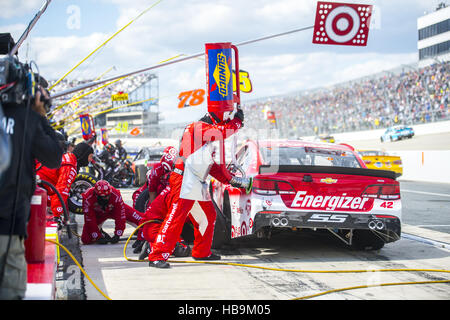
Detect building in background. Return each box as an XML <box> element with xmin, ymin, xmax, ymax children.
<box><xmin>101</xmin><ymin>73</ymin><xmax>160</xmax><ymax>137</ymax></box>
<box><xmin>417</xmin><ymin>2</ymin><xmax>450</xmax><ymax>66</ymax></box>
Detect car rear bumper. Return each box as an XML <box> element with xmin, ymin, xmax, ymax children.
<box><xmin>253</xmin><ymin>210</ymin><xmax>401</xmax><ymax>242</ymax></box>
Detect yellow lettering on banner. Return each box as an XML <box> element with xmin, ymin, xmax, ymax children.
<box><xmin>115</xmin><ymin>122</ymin><xmax>129</xmax><ymax>133</ymax></box>
<box><xmin>112</xmin><ymin>93</ymin><xmax>129</xmax><ymax>101</ymax></box>
<box><xmin>232</xmin><ymin>70</ymin><xmax>253</xmax><ymax>93</ymax></box>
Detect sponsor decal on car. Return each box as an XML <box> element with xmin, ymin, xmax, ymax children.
<box><xmin>290</xmin><ymin>191</ymin><xmax>371</xmax><ymax>211</ymax></box>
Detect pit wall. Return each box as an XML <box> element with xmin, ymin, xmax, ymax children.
<box><xmin>330</xmin><ymin>120</ymin><xmax>450</xmax><ymax>184</ymax></box>
<box><xmin>395</xmin><ymin>150</ymin><xmax>450</xmax><ymax>184</ymax></box>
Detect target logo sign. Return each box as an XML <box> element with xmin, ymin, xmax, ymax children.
<box><xmin>312</xmin><ymin>1</ymin><xmax>372</xmax><ymax>46</ymax></box>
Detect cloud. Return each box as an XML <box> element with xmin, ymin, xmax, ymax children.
<box><xmin>0</xmin><ymin>23</ymin><xmax>27</xmax><ymax>41</ymax></box>
<box><xmin>0</xmin><ymin>0</ymin><xmax>42</xmax><ymax>19</ymax></box>
<box><xmin>1</xmin><ymin>0</ymin><xmax>427</xmax><ymax>124</ymax></box>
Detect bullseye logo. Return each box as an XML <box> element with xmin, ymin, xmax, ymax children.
<box><xmin>312</xmin><ymin>1</ymin><xmax>372</xmax><ymax>46</ymax></box>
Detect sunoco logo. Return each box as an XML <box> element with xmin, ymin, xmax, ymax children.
<box><xmin>213</xmin><ymin>52</ymin><xmax>230</xmax><ymax>98</ymax></box>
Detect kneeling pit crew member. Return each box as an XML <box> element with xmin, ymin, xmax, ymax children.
<box><xmin>81</xmin><ymin>180</ymin><xmax>144</xmax><ymax>244</ymax></box>
<box><xmin>37</xmin><ymin>140</ymin><xmax>93</xmax><ymax>221</ymax></box>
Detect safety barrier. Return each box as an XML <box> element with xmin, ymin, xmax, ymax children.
<box><xmin>24</xmin><ymin>221</ymin><xmax>59</xmax><ymax>300</ymax></box>
<box><xmin>397</xmin><ymin>150</ymin><xmax>450</xmax><ymax>183</ymax></box>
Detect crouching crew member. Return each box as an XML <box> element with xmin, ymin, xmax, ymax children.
<box><xmin>81</xmin><ymin>180</ymin><xmax>145</xmax><ymax>244</ymax></box>
<box><xmin>37</xmin><ymin>140</ymin><xmax>93</xmax><ymax>220</ymax></box>
<box><xmin>138</xmin><ymin>185</ymin><xmax>191</xmax><ymax>260</ymax></box>
<box><xmin>132</xmin><ymin>146</ymin><xmax>177</xmax><ymax>209</ymax></box>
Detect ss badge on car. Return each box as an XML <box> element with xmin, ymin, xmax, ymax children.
<box><xmin>307</xmin><ymin>214</ymin><xmax>348</xmax><ymax>223</ymax></box>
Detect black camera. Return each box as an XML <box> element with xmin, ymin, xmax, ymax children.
<box><xmin>0</xmin><ymin>33</ymin><xmax>52</xmax><ymax>112</ymax></box>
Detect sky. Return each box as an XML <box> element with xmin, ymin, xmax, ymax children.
<box><xmin>0</xmin><ymin>0</ymin><xmax>444</xmax><ymax>124</ymax></box>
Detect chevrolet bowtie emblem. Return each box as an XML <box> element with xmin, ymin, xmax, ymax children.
<box><xmin>320</xmin><ymin>178</ymin><xmax>337</xmax><ymax>184</ymax></box>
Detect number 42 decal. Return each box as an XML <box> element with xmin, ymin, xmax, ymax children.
<box><xmin>380</xmin><ymin>201</ymin><xmax>394</xmax><ymax>208</ymax></box>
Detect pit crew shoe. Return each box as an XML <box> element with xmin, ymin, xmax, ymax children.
<box><xmin>138</xmin><ymin>242</ymin><xmax>150</xmax><ymax>261</ymax></box>
<box><xmin>149</xmin><ymin>260</ymin><xmax>170</xmax><ymax>268</ymax></box>
<box><xmin>193</xmin><ymin>253</ymin><xmax>221</xmax><ymax>261</ymax></box>
<box><xmin>172</xmin><ymin>241</ymin><xmax>191</xmax><ymax>257</ymax></box>
<box><xmin>132</xmin><ymin>240</ymin><xmax>145</xmax><ymax>253</ymax></box>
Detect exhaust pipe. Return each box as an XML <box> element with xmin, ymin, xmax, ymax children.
<box><xmin>272</xmin><ymin>218</ymin><xmax>280</xmax><ymax>227</ymax></box>
<box><xmin>376</xmin><ymin>220</ymin><xmax>385</xmax><ymax>230</ymax></box>
<box><xmin>368</xmin><ymin>219</ymin><xmax>385</xmax><ymax>230</ymax></box>
<box><xmin>368</xmin><ymin>220</ymin><xmax>377</xmax><ymax>230</ymax></box>
<box><xmin>280</xmin><ymin>218</ymin><xmax>289</xmax><ymax>226</ymax></box>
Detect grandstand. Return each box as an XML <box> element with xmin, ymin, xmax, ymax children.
<box><xmin>48</xmin><ymin>72</ymin><xmax>159</xmax><ymax>138</ymax></box>
<box><xmin>240</xmin><ymin>60</ymin><xmax>449</xmax><ymax>139</ymax></box>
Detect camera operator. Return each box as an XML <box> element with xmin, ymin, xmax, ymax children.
<box><xmin>0</xmin><ymin>78</ymin><xmax>63</xmax><ymax>299</ymax></box>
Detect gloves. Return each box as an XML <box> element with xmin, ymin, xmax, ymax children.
<box><xmin>235</xmin><ymin>107</ymin><xmax>244</xmax><ymax>124</ymax></box>
<box><xmin>110</xmin><ymin>234</ymin><xmax>120</xmax><ymax>244</ymax></box>
<box><xmin>230</xmin><ymin>176</ymin><xmax>253</xmax><ymax>194</ymax></box>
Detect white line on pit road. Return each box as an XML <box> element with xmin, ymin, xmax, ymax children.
<box><xmin>401</xmin><ymin>189</ymin><xmax>450</xmax><ymax>198</ymax></box>
<box><xmin>402</xmin><ymin>233</ymin><xmax>450</xmax><ymax>250</ymax></box>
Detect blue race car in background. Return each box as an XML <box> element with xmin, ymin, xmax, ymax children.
<box><xmin>380</xmin><ymin>125</ymin><xmax>414</xmax><ymax>142</ymax></box>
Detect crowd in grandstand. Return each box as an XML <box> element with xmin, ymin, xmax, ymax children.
<box><xmin>242</xmin><ymin>61</ymin><xmax>449</xmax><ymax>137</ymax></box>
<box><xmin>48</xmin><ymin>73</ymin><xmax>154</xmax><ymax>127</ymax></box>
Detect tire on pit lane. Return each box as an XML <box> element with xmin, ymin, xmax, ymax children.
<box><xmin>211</xmin><ymin>190</ymin><xmax>232</xmax><ymax>249</ymax></box>
<box><xmin>351</xmin><ymin>229</ymin><xmax>385</xmax><ymax>251</ymax></box>
<box><xmin>68</xmin><ymin>173</ymin><xmax>97</xmax><ymax>215</ymax></box>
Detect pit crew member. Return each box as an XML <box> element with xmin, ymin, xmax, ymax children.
<box><xmin>147</xmin><ymin>108</ymin><xmax>250</xmax><ymax>268</ymax></box>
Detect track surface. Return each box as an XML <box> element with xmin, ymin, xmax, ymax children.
<box><xmin>343</xmin><ymin>132</ymin><xmax>450</xmax><ymax>151</ymax></box>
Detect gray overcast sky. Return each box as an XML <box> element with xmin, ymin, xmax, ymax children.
<box><xmin>0</xmin><ymin>0</ymin><xmax>444</xmax><ymax>123</ymax></box>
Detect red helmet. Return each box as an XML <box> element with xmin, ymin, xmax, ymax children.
<box><xmin>94</xmin><ymin>180</ymin><xmax>111</xmax><ymax>197</ymax></box>
<box><xmin>160</xmin><ymin>146</ymin><xmax>177</xmax><ymax>171</ymax></box>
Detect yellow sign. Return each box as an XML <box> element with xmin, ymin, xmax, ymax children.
<box><xmin>111</xmin><ymin>92</ymin><xmax>129</xmax><ymax>101</ymax></box>
<box><xmin>232</xmin><ymin>70</ymin><xmax>252</xmax><ymax>93</ymax></box>
<box><xmin>115</xmin><ymin>121</ymin><xmax>129</xmax><ymax>133</ymax></box>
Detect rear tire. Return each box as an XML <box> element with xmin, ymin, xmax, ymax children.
<box><xmin>135</xmin><ymin>189</ymin><xmax>149</xmax><ymax>212</ymax></box>
<box><xmin>135</xmin><ymin>165</ymin><xmax>147</xmax><ymax>187</ymax></box>
<box><xmin>351</xmin><ymin>229</ymin><xmax>385</xmax><ymax>251</ymax></box>
<box><xmin>211</xmin><ymin>192</ymin><xmax>231</xmax><ymax>249</ymax></box>
<box><xmin>68</xmin><ymin>173</ymin><xmax>97</xmax><ymax>215</ymax></box>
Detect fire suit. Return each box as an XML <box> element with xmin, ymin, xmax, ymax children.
<box><xmin>141</xmin><ymin>186</ymin><xmax>176</xmax><ymax>243</ymax></box>
<box><xmin>36</xmin><ymin>152</ymin><xmax>78</xmax><ymax>217</ymax></box>
<box><xmin>148</xmin><ymin>117</ymin><xmax>242</xmax><ymax>261</ymax></box>
<box><xmin>81</xmin><ymin>185</ymin><xmax>144</xmax><ymax>244</ymax></box>
<box><xmin>132</xmin><ymin>162</ymin><xmax>170</xmax><ymax>208</ymax></box>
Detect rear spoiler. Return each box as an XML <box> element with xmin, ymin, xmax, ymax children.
<box><xmin>259</xmin><ymin>165</ymin><xmax>397</xmax><ymax>180</ymax></box>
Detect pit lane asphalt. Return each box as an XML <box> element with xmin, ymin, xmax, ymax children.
<box><xmin>54</xmin><ymin>130</ymin><xmax>450</xmax><ymax>300</ymax></box>
<box><xmin>60</xmin><ymin>186</ymin><xmax>449</xmax><ymax>301</ymax></box>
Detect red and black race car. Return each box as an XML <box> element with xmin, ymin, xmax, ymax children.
<box><xmin>210</xmin><ymin>140</ymin><xmax>401</xmax><ymax>250</ymax></box>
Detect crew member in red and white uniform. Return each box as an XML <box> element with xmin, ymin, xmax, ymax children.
<box><xmin>131</xmin><ymin>146</ymin><xmax>178</xmax><ymax>253</ymax></box>
<box><xmin>132</xmin><ymin>146</ymin><xmax>177</xmax><ymax>208</ymax></box>
<box><xmin>37</xmin><ymin>141</ymin><xmax>94</xmax><ymax>219</ymax></box>
<box><xmin>138</xmin><ymin>185</ymin><xmax>191</xmax><ymax>260</ymax></box>
<box><xmin>81</xmin><ymin>180</ymin><xmax>145</xmax><ymax>244</ymax></box>
<box><xmin>147</xmin><ymin>107</ymin><xmax>251</xmax><ymax>268</ymax></box>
